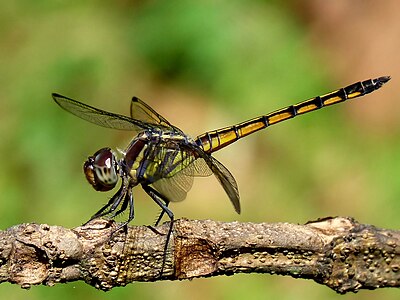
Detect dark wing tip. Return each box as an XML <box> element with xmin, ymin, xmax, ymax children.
<box><xmin>51</xmin><ymin>92</ymin><xmax>62</xmax><ymax>99</ymax></box>
<box><xmin>234</xmin><ymin>202</ymin><xmax>241</xmax><ymax>214</ymax></box>
<box><xmin>229</xmin><ymin>189</ymin><xmax>241</xmax><ymax>214</ymax></box>
<box><xmin>52</xmin><ymin>93</ymin><xmax>70</xmax><ymax>104</ymax></box>
<box><xmin>376</xmin><ymin>76</ymin><xmax>391</xmax><ymax>85</ymax></box>
<box><xmin>52</xmin><ymin>93</ymin><xmax>66</xmax><ymax>107</ymax></box>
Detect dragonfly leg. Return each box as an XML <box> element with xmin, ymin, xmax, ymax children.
<box><xmin>107</xmin><ymin>183</ymin><xmax>129</xmax><ymax>214</ymax></box>
<box><xmin>85</xmin><ymin>192</ymin><xmax>120</xmax><ymax>223</ymax></box>
<box><xmin>84</xmin><ymin>182</ymin><xmax>127</xmax><ymax>225</ymax></box>
<box><xmin>109</xmin><ymin>187</ymin><xmax>132</xmax><ymax>219</ymax></box>
<box><xmin>142</xmin><ymin>184</ymin><xmax>174</xmax><ymax>277</ymax></box>
<box><xmin>114</xmin><ymin>190</ymin><xmax>135</xmax><ymax>232</ymax></box>
<box><xmin>154</xmin><ymin>200</ymin><xmax>170</xmax><ymax>226</ymax></box>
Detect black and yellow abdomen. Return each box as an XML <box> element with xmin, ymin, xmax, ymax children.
<box><xmin>196</xmin><ymin>76</ymin><xmax>390</xmax><ymax>154</ymax></box>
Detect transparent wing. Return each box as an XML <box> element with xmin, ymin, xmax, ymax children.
<box><xmin>181</xmin><ymin>157</ymin><xmax>213</xmax><ymax>177</ymax></box>
<box><xmin>52</xmin><ymin>93</ymin><xmax>153</xmax><ymax>131</ymax></box>
<box><xmin>178</xmin><ymin>143</ymin><xmax>240</xmax><ymax>213</ymax></box>
<box><xmin>151</xmin><ymin>148</ymin><xmax>213</xmax><ymax>202</ymax></box>
<box><xmin>131</xmin><ymin>97</ymin><xmax>176</xmax><ymax>130</ymax></box>
<box><xmin>152</xmin><ymin>153</ymin><xmax>240</xmax><ymax>212</ymax></box>
<box><xmin>205</xmin><ymin>155</ymin><xmax>241</xmax><ymax>214</ymax></box>
<box><xmin>150</xmin><ymin>141</ymin><xmax>239</xmax><ymax>212</ymax></box>
<box><xmin>152</xmin><ymin>170</ymin><xmax>194</xmax><ymax>202</ymax></box>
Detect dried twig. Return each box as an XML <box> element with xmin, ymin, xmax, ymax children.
<box><xmin>0</xmin><ymin>217</ymin><xmax>398</xmax><ymax>294</ymax></box>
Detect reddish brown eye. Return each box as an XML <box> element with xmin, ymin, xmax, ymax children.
<box><xmin>83</xmin><ymin>148</ymin><xmax>118</xmax><ymax>191</ymax></box>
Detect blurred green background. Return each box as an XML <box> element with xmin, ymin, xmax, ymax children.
<box><xmin>0</xmin><ymin>0</ymin><xmax>399</xmax><ymax>299</ymax></box>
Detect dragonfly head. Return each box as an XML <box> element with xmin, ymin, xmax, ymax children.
<box><xmin>84</xmin><ymin>147</ymin><xmax>119</xmax><ymax>191</ymax></box>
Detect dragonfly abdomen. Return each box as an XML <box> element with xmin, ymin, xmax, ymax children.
<box><xmin>196</xmin><ymin>76</ymin><xmax>390</xmax><ymax>154</ymax></box>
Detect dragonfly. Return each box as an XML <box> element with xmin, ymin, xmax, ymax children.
<box><xmin>53</xmin><ymin>76</ymin><xmax>389</xmax><ymax>247</ymax></box>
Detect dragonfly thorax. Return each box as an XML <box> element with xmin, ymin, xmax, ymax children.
<box><xmin>123</xmin><ymin>130</ymin><xmax>193</xmax><ymax>186</ymax></box>
<box><xmin>83</xmin><ymin>147</ymin><xmax>119</xmax><ymax>192</ymax></box>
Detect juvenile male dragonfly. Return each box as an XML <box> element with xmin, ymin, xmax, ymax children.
<box><xmin>53</xmin><ymin>76</ymin><xmax>390</xmax><ymax>232</ymax></box>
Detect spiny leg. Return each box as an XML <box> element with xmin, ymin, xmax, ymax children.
<box><xmin>108</xmin><ymin>183</ymin><xmax>129</xmax><ymax>213</ymax></box>
<box><xmin>83</xmin><ymin>185</ymin><xmax>124</xmax><ymax>225</ymax></box>
<box><xmin>84</xmin><ymin>183</ymin><xmax>127</xmax><ymax>225</ymax></box>
<box><xmin>154</xmin><ymin>200</ymin><xmax>170</xmax><ymax>226</ymax></box>
<box><xmin>94</xmin><ymin>184</ymin><xmax>125</xmax><ymax>217</ymax></box>
<box><xmin>114</xmin><ymin>190</ymin><xmax>135</xmax><ymax>232</ymax></box>
<box><xmin>109</xmin><ymin>188</ymin><xmax>131</xmax><ymax>219</ymax></box>
<box><xmin>142</xmin><ymin>184</ymin><xmax>174</xmax><ymax>277</ymax></box>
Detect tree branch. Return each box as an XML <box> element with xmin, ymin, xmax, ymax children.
<box><xmin>0</xmin><ymin>217</ymin><xmax>398</xmax><ymax>293</ymax></box>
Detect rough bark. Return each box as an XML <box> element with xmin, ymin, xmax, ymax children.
<box><xmin>0</xmin><ymin>216</ymin><xmax>398</xmax><ymax>294</ymax></box>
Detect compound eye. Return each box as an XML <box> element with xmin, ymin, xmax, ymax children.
<box><xmin>83</xmin><ymin>148</ymin><xmax>118</xmax><ymax>191</ymax></box>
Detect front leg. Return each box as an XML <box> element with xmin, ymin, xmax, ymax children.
<box><xmin>84</xmin><ymin>180</ymin><xmax>128</xmax><ymax>225</ymax></box>
<box><xmin>114</xmin><ymin>189</ymin><xmax>135</xmax><ymax>231</ymax></box>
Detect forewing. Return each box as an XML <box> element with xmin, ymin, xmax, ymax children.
<box><xmin>53</xmin><ymin>93</ymin><xmax>151</xmax><ymax>131</ymax></box>
<box><xmin>131</xmin><ymin>97</ymin><xmax>176</xmax><ymax>130</ymax></box>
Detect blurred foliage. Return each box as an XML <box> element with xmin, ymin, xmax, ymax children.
<box><xmin>0</xmin><ymin>1</ymin><xmax>398</xmax><ymax>300</ymax></box>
